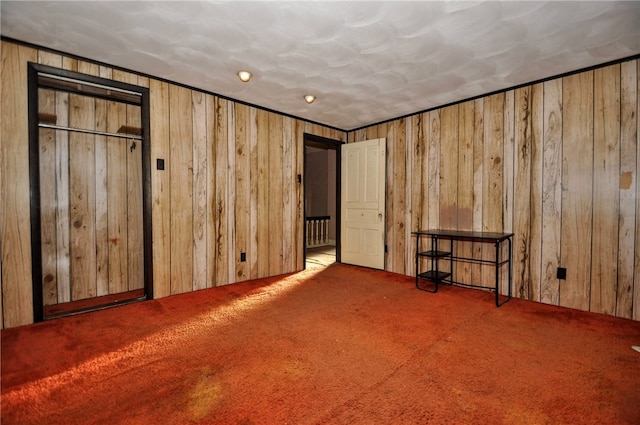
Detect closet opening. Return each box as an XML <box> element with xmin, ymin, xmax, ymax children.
<box><xmin>28</xmin><ymin>63</ymin><xmax>153</xmax><ymax>322</ymax></box>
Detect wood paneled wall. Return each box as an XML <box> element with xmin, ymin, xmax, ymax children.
<box><xmin>2</xmin><ymin>38</ymin><xmax>638</xmax><ymax>327</ymax></box>
<box><xmin>349</xmin><ymin>58</ymin><xmax>640</xmax><ymax>320</ymax></box>
<box><xmin>0</xmin><ymin>40</ymin><xmax>344</xmax><ymax>328</ymax></box>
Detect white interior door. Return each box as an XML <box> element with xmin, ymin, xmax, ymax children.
<box><xmin>340</xmin><ymin>138</ymin><xmax>386</xmax><ymax>269</ymax></box>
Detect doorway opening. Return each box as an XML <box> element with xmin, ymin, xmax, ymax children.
<box><xmin>28</xmin><ymin>63</ymin><xmax>153</xmax><ymax>321</ymax></box>
<box><xmin>303</xmin><ymin>133</ymin><xmax>342</xmax><ymax>269</ymax></box>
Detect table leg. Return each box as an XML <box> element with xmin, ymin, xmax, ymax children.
<box><xmin>433</xmin><ymin>236</ymin><xmax>439</xmax><ymax>292</ymax></box>
<box><xmin>495</xmin><ymin>240</ymin><xmax>500</xmax><ymax>307</ymax></box>
<box><xmin>508</xmin><ymin>237</ymin><xmax>512</xmax><ymax>299</ymax></box>
<box><xmin>415</xmin><ymin>234</ymin><xmax>419</xmax><ymax>288</ymax></box>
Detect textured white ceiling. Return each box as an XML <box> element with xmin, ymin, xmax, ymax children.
<box><xmin>2</xmin><ymin>1</ymin><xmax>639</xmax><ymax>130</ymax></box>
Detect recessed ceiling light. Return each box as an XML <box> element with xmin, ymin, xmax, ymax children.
<box><xmin>304</xmin><ymin>95</ymin><xmax>316</xmax><ymax>104</ymax></box>
<box><xmin>237</xmin><ymin>70</ymin><xmax>252</xmax><ymax>82</ymax></box>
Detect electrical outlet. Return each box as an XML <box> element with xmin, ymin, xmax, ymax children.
<box><xmin>156</xmin><ymin>158</ymin><xmax>165</xmax><ymax>170</ymax></box>
<box><xmin>557</xmin><ymin>267</ymin><xmax>567</xmax><ymax>280</ymax></box>
<box><xmin>240</xmin><ymin>252</ymin><xmax>246</xmax><ymax>262</ymax></box>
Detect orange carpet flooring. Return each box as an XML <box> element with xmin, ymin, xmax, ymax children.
<box><xmin>2</xmin><ymin>264</ymin><xmax>640</xmax><ymax>424</ymax></box>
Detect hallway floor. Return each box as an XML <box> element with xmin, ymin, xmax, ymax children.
<box><xmin>305</xmin><ymin>245</ymin><xmax>336</xmax><ymax>269</ymax></box>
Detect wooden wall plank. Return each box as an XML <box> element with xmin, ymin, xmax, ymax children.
<box><xmin>540</xmin><ymin>79</ymin><xmax>563</xmax><ymax>305</ymax></box>
<box><xmin>192</xmin><ymin>91</ymin><xmax>208</xmax><ymax>290</ymax></box>
<box><xmin>471</xmin><ymin>98</ymin><xmax>485</xmax><ymax>286</ymax></box>
<box><xmin>226</xmin><ymin>103</ymin><xmax>236</xmax><ymax>284</ymax></box>
<box><xmin>235</xmin><ymin>103</ymin><xmax>250</xmax><ymax>281</ymax></box>
<box><xmin>404</xmin><ymin>118</ymin><xmax>414</xmax><ymax>274</ymax></box>
<box><xmin>249</xmin><ymin>108</ymin><xmax>260</xmax><ymax>277</ymax></box>
<box><xmin>439</xmin><ymin>106</ymin><xmax>458</xmax><ymax>230</ymax></box>
<box><xmin>617</xmin><ymin>60</ymin><xmax>637</xmax><ymax>319</ymax></box>
<box><xmin>38</xmin><ymin>90</ymin><xmax>58</xmax><ymax>306</ymax></box>
<box><xmin>169</xmin><ymin>85</ymin><xmax>194</xmax><ymax>294</ymax></box>
<box><xmin>427</xmin><ymin>111</ymin><xmax>441</xmax><ymax>228</ymax></box>
<box><xmin>99</xmin><ymin>66</ymin><xmax>113</xmax><ymax>81</ymax></box>
<box><xmin>293</xmin><ymin>119</ymin><xmax>305</xmax><ymax>271</ymax></box>
<box><xmin>282</xmin><ymin>116</ymin><xmax>294</xmax><ymax>273</ymax></box>
<box><xmin>457</xmin><ymin>101</ymin><xmax>475</xmax><ymax>283</ymax></box>
<box><xmin>55</xmin><ymin>91</ymin><xmax>71</xmax><ymax>303</ymax></box>
<box><xmin>438</xmin><ymin>106</ymin><xmax>458</xmax><ymax>279</ymax></box>
<box><xmin>94</xmin><ymin>93</ymin><xmax>109</xmax><ymax>296</ymax></box>
<box><xmin>77</xmin><ymin>61</ymin><xmax>99</xmax><ymax>77</ymax></box>
<box><xmin>205</xmin><ymin>94</ymin><xmax>217</xmax><ymax>288</ymax></box>
<box><xmin>98</xmin><ymin>66</ymin><xmax>113</xmax><ymax>294</ymax></box>
<box><xmin>112</xmin><ymin>69</ymin><xmax>138</xmax><ymax>85</ymax></box>
<box><xmin>69</xmin><ymin>93</ymin><xmax>97</xmax><ymax>301</ymax></box>
<box><xmin>458</xmin><ymin>102</ymin><xmax>475</xmax><ymax>231</ymax></box>
<box><xmin>150</xmin><ymin>79</ymin><xmax>171</xmax><ymax>298</ymax></box>
<box><xmin>126</xmin><ymin>103</ymin><xmax>144</xmax><ymax>292</ymax></box>
<box><xmin>38</xmin><ymin>51</ymin><xmax>62</xmax><ymax>68</ymax></box>
<box><xmin>503</xmin><ymin>90</ymin><xmax>515</xmax><ymax>235</ymax></box>
<box><xmin>635</xmin><ymin>60</ymin><xmax>640</xmax><ymax>321</ymax></box>
<box><xmin>328</xmin><ymin>128</ymin><xmax>343</xmax><ymax>142</ymax></box>
<box><xmin>268</xmin><ymin>114</ymin><xmax>284</xmax><ymax>275</ymax></box>
<box><xmin>561</xmin><ymin>71</ymin><xmax>594</xmax><ymax>311</ymax></box>
<box><xmin>591</xmin><ymin>64</ymin><xmax>621</xmax><ymax>315</ymax></box>
<box><xmin>256</xmin><ymin>109</ymin><xmax>269</xmax><ymax>278</ymax></box>
<box><xmin>529</xmin><ymin>84</ymin><xmax>544</xmax><ymax>303</ymax></box>
<box><xmin>62</xmin><ymin>57</ymin><xmax>78</xmax><ymax>72</ymax></box>
<box><xmin>482</xmin><ymin>94</ymin><xmax>504</xmax><ymax>290</ymax></box>
<box><xmin>393</xmin><ymin>119</ymin><xmax>407</xmax><ymax>274</ymax></box>
<box><xmin>353</xmin><ymin>128</ymin><xmax>367</xmax><ymax>143</ymax></box>
<box><xmin>502</xmin><ymin>90</ymin><xmax>515</xmax><ymax>297</ymax></box>
<box><xmin>513</xmin><ymin>86</ymin><xmax>534</xmax><ymax>300</ymax></box>
<box><xmin>137</xmin><ymin>75</ymin><xmax>150</xmax><ymax>88</ymax></box>
<box><xmin>415</xmin><ymin>113</ymin><xmax>433</xmax><ymax>275</ymax></box>
<box><xmin>1</xmin><ymin>42</ymin><xmax>37</xmax><ymax>327</ymax></box>
<box><xmin>418</xmin><ymin>114</ymin><xmax>430</xmax><ymax>234</ymax></box>
<box><xmin>484</xmin><ymin>94</ymin><xmax>505</xmax><ymax>231</ymax></box>
<box><xmin>410</xmin><ymin>114</ymin><xmax>426</xmax><ymax>235</ymax></box>
<box><xmin>37</xmin><ymin>88</ymin><xmax>58</xmax><ymax>306</ymax></box>
<box><xmin>106</xmin><ymin>100</ymin><xmax>128</xmax><ymax>295</ymax></box>
<box><xmin>214</xmin><ymin>98</ymin><xmax>229</xmax><ymax>285</ymax></box>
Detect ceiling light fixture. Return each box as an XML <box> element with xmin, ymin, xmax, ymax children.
<box><xmin>237</xmin><ymin>70</ymin><xmax>252</xmax><ymax>82</ymax></box>
<box><xmin>304</xmin><ymin>95</ymin><xmax>316</xmax><ymax>104</ymax></box>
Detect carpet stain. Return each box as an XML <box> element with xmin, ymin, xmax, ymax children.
<box><xmin>271</xmin><ymin>358</ymin><xmax>309</xmax><ymax>381</ymax></box>
<box><xmin>503</xmin><ymin>408</ymin><xmax>551</xmax><ymax>425</ymax></box>
<box><xmin>451</xmin><ymin>386</ymin><xmax>478</xmax><ymax>414</ymax></box>
<box><xmin>187</xmin><ymin>367</ymin><xmax>224</xmax><ymax>421</ymax></box>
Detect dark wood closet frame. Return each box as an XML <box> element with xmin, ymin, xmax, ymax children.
<box><xmin>27</xmin><ymin>62</ymin><xmax>153</xmax><ymax>322</ymax></box>
<box><xmin>303</xmin><ymin>132</ymin><xmax>343</xmax><ymax>267</ymax></box>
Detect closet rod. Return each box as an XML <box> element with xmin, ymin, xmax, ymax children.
<box><xmin>38</xmin><ymin>123</ymin><xmax>142</xmax><ymax>140</ymax></box>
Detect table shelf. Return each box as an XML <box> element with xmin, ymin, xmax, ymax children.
<box><xmin>417</xmin><ymin>270</ymin><xmax>452</xmax><ymax>281</ymax></box>
<box><xmin>418</xmin><ymin>250</ymin><xmax>451</xmax><ymax>258</ymax></box>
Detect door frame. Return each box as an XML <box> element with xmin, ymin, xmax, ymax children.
<box><xmin>303</xmin><ymin>133</ymin><xmax>342</xmax><ymax>267</ymax></box>
<box><xmin>27</xmin><ymin>63</ymin><xmax>153</xmax><ymax>322</ymax></box>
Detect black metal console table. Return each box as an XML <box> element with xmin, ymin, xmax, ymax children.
<box><xmin>412</xmin><ymin>229</ymin><xmax>514</xmax><ymax>307</ymax></box>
